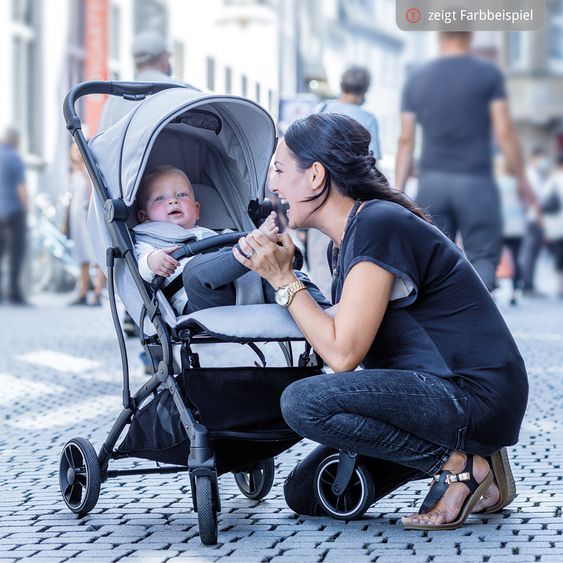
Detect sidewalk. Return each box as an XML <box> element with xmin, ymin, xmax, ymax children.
<box><xmin>0</xmin><ymin>293</ymin><xmax>562</xmax><ymax>562</ymax></box>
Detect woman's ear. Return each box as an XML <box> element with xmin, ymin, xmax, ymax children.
<box><xmin>309</xmin><ymin>161</ymin><xmax>326</xmax><ymax>192</ymax></box>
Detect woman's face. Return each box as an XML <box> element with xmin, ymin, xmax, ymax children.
<box><xmin>269</xmin><ymin>139</ymin><xmax>318</xmax><ymax>229</ymax></box>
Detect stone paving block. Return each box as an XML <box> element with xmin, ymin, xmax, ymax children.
<box><xmin>20</xmin><ymin>556</ymin><xmax>74</xmax><ymax>563</ymax></box>
<box><xmin>213</xmin><ymin>550</ymin><xmax>279</xmax><ymax>562</ymax></box>
<box><xmin>118</xmin><ymin>550</ymin><xmax>179</xmax><ymax>560</ymax></box>
<box><xmin>377</xmin><ymin>557</ymin><xmax>434</xmax><ymax>563</ymax></box>
<box><xmin>169</xmin><ymin>558</ymin><xmax>221</xmax><ymax>563</ymax></box>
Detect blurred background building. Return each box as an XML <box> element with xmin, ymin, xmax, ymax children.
<box><xmin>1</xmin><ymin>0</ymin><xmax>562</xmax><ymax>297</ymax></box>
<box><xmin>0</xmin><ymin>0</ymin><xmax>419</xmax><ymax>198</ymax></box>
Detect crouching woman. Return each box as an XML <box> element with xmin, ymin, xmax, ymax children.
<box><xmin>234</xmin><ymin>113</ymin><xmax>528</xmax><ymax>530</ymax></box>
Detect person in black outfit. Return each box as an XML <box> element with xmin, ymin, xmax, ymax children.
<box><xmin>234</xmin><ymin>113</ymin><xmax>528</xmax><ymax>530</ymax></box>
<box><xmin>396</xmin><ymin>32</ymin><xmax>538</xmax><ymax>292</ymax></box>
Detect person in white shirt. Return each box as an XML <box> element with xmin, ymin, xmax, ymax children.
<box><xmin>496</xmin><ymin>156</ymin><xmax>527</xmax><ymax>305</ymax></box>
<box><xmin>520</xmin><ymin>146</ymin><xmax>550</xmax><ymax>297</ymax></box>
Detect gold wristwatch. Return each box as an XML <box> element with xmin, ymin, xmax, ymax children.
<box><xmin>274</xmin><ymin>280</ymin><xmax>306</xmax><ymax>308</ymax></box>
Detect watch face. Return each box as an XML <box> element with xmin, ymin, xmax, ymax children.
<box><xmin>275</xmin><ymin>287</ymin><xmax>290</xmax><ymax>306</ymax></box>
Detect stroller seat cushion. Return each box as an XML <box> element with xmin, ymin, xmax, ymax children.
<box><xmin>177</xmin><ymin>304</ymin><xmax>309</xmax><ymax>342</ymax></box>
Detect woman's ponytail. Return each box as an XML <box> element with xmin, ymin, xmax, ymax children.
<box><xmin>284</xmin><ymin>113</ymin><xmax>431</xmax><ymax>223</ymax></box>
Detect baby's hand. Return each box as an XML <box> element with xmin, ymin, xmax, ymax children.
<box><xmin>259</xmin><ymin>211</ymin><xmax>279</xmax><ymax>242</ymax></box>
<box><xmin>147</xmin><ymin>246</ymin><xmax>181</xmax><ymax>277</ymax></box>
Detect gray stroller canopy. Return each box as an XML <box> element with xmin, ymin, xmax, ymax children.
<box><xmin>87</xmin><ymin>88</ymin><xmax>276</xmax><ymax>332</ymax></box>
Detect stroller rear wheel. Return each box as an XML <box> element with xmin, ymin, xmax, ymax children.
<box><xmin>59</xmin><ymin>437</ymin><xmax>101</xmax><ymax>515</ymax></box>
<box><xmin>233</xmin><ymin>458</ymin><xmax>275</xmax><ymax>500</ymax></box>
<box><xmin>194</xmin><ymin>475</ymin><xmax>218</xmax><ymax>545</ymax></box>
<box><xmin>314</xmin><ymin>453</ymin><xmax>374</xmax><ymax>520</ymax></box>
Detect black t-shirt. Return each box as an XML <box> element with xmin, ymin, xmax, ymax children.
<box><xmin>401</xmin><ymin>55</ymin><xmax>506</xmax><ymax>176</ymax></box>
<box><xmin>332</xmin><ymin>200</ymin><xmax>528</xmax><ymax>452</ymax></box>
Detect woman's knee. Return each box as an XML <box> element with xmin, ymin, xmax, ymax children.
<box><xmin>281</xmin><ymin>376</ymin><xmax>332</xmax><ymax>436</ymax></box>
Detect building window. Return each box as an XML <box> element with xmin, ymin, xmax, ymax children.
<box><xmin>241</xmin><ymin>74</ymin><xmax>248</xmax><ymax>97</ymax></box>
<box><xmin>506</xmin><ymin>32</ymin><xmax>528</xmax><ymax>71</ymax></box>
<box><xmin>206</xmin><ymin>57</ymin><xmax>215</xmax><ymax>91</ymax></box>
<box><xmin>12</xmin><ymin>0</ymin><xmax>40</xmax><ymax>156</ymax></box>
<box><xmin>255</xmin><ymin>82</ymin><xmax>261</xmax><ymax>103</ymax></box>
<box><xmin>109</xmin><ymin>3</ymin><xmax>121</xmax><ymax>61</ymax></box>
<box><xmin>68</xmin><ymin>0</ymin><xmax>86</xmax><ymax>117</ymax></box>
<box><xmin>268</xmin><ymin>89</ymin><xmax>274</xmax><ymax>113</ymax></box>
<box><xmin>548</xmin><ymin>0</ymin><xmax>563</xmax><ymax>73</ymax></box>
<box><xmin>225</xmin><ymin>66</ymin><xmax>232</xmax><ymax>94</ymax></box>
<box><xmin>12</xmin><ymin>0</ymin><xmax>33</xmax><ymax>24</ymax></box>
<box><xmin>173</xmin><ymin>41</ymin><xmax>185</xmax><ymax>82</ymax></box>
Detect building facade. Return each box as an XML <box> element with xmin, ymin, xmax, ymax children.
<box><xmin>500</xmin><ymin>0</ymin><xmax>563</xmax><ymax>156</ymax></box>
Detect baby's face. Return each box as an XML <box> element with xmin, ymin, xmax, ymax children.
<box><xmin>139</xmin><ymin>173</ymin><xmax>200</xmax><ymax>229</ymax></box>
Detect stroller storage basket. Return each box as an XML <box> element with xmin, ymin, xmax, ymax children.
<box><xmin>117</xmin><ymin>366</ymin><xmax>321</xmax><ymax>472</ymax></box>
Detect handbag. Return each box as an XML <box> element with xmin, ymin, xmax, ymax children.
<box><xmin>541</xmin><ymin>190</ymin><xmax>561</xmax><ymax>215</ymax></box>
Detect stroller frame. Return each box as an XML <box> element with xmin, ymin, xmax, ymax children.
<box><xmin>59</xmin><ymin>81</ymin><xmax>318</xmax><ymax>545</ymax></box>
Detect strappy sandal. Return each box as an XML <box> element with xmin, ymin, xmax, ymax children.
<box><xmin>482</xmin><ymin>448</ymin><xmax>516</xmax><ymax>513</ymax></box>
<box><xmin>402</xmin><ymin>454</ymin><xmax>493</xmax><ymax>531</ymax></box>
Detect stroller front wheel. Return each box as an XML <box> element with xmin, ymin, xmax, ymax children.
<box><xmin>314</xmin><ymin>453</ymin><xmax>374</xmax><ymax>520</ymax></box>
<box><xmin>59</xmin><ymin>437</ymin><xmax>101</xmax><ymax>515</ymax></box>
<box><xmin>195</xmin><ymin>475</ymin><xmax>218</xmax><ymax>545</ymax></box>
<box><xmin>233</xmin><ymin>457</ymin><xmax>275</xmax><ymax>500</ymax></box>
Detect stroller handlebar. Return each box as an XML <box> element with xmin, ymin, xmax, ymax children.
<box><xmin>64</xmin><ymin>80</ymin><xmax>188</xmax><ymax>133</ymax></box>
<box><xmin>151</xmin><ymin>232</ymin><xmax>248</xmax><ymax>292</ymax></box>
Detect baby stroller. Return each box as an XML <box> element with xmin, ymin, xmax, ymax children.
<box><xmin>59</xmin><ymin>82</ymin><xmax>376</xmax><ymax>545</ymax></box>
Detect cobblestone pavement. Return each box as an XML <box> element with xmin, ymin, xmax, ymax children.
<box><xmin>0</xmin><ymin>292</ymin><xmax>562</xmax><ymax>562</ymax></box>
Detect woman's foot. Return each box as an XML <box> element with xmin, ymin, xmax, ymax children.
<box><xmin>472</xmin><ymin>478</ymin><xmax>501</xmax><ymax>512</ymax></box>
<box><xmin>473</xmin><ymin>448</ymin><xmax>516</xmax><ymax>513</ymax></box>
<box><xmin>402</xmin><ymin>451</ymin><xmax>491</xmax><ymax>529</ymax></box>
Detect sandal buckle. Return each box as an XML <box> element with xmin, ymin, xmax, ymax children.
<box><xmin>445</xmin><ymin>472</ymin><xmax>470</xmax><ymax>485</ymax></box>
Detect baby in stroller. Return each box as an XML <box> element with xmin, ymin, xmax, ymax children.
<box><xmin>134</xmin><ymin>164</ymin><xmax>330</xmax><ymax>314</ymax></box>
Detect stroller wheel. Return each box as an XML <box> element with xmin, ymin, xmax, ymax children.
<box><xmin>233</xmin><ymin>458</ymin><xmax>275</xmax><ymax>500</ymax></box>
<box><xmin>314</xmin><ymin>454</ymin><xmax>374</xmax><ymax>520</ymax></box>
<box><xmin>195</xmin><ymin>476</ymin><xmax>218</xmax><ymax>545</ymax></box>
<box><xmin>59</xmin><ymin>437</ymin><xmax>101</xmax><ymax>515</ymax></box>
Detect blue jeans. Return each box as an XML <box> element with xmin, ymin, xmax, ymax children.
<box><xmin>280</xmin><ymin>369</ymin><xmax>470</xmax><ymax>512</ymax></box>
<box><xmin>183</xmin><ymin>247</ymin><xmax>331</xmax><ymax>312</ymax></box>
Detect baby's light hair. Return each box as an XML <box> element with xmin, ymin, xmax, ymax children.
<box><xmin>138</xmin><ymin>165</ymin><xmax>192</xmax><ymax>210</ymax></box>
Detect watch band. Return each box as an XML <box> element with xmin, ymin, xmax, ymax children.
<box><xmin>285</xmin><ymin>279</ymin><xmax>306</xmax><ymax>306</ymax></box>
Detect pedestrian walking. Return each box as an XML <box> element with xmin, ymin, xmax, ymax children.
<box><xmin>496</xmin><ymin>156</ymin><xmax>526</xmax><ymax>305</ymax></box>
<box><xmin>0</xmin><ymin>127</ymin><xmax>29</xmax><ymax>305</ymax></box>
<box><xmin>308</xmin><ymin>66</ymin><xmax>383</xmax><ymax>298</ymax></box>
<box><xmin>541</xmin><ymin>151</ymin><xmax>563</xmax><ymax>299</ymax></box>
<box><xmin>235</xmin><ymin>113</ymin><xmax>527</xmax><ymax>529</ymax></box>
<box><xmin>520</xmin><ymin>146</ymin><xmax>550</xmax><ymax>297</ymax></box>
<box><xmin>68</xmin><ymin>143</ymin><xmax>105</xmax><ymax>306</ymax></box>
<box><xmin>396</xmin><ymin>32</ymin><xmax>538</xmax><ymax>292</ymax></box>
<box><xmin>98</xmin><ymin>30</ymin><xmax>195</xmax><ymax>131</ymax></box>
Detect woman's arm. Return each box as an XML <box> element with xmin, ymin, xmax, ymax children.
<box><xmin>234</xmin><ymin>230</ymin><xmax>394</xmax><ymax>372</ymax></box>
<box><xmin>287</xmin><ymin>260</ymin><xmax>393</xmax><ymax>371</ymax></box>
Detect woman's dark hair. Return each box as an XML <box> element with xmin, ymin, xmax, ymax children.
<box><xmin>284</xmin><ymin>113</ymin><xmax>431</xmax><ymax>222</ymax></box>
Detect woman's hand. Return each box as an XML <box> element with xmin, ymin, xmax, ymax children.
<box><xmin>233</xmin><ymin>229</ymin><xmax>297</xmax><ymax>288</ymax></box>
